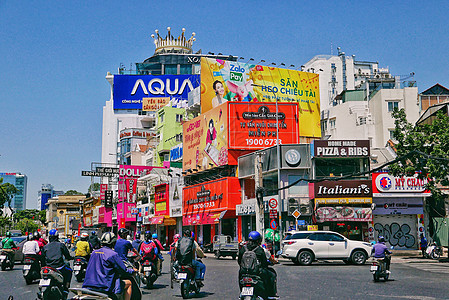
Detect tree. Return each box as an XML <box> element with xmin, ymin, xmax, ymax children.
<box><xmin>64</xmin><ymin>190</ymin><xmax>84</xmax><ymax>195</ymax></box>
<box><xmin>0</xmin><ymin>178</ymin><xmax>18</xmax><ymax>215</ymax></box>
<box><xmin>15</xmin><ymin>218</ymin><xmax>38</xmax><ymax>234</ymax></box>
<box><xmin>88</xmin><ymin>183</ymin><xmax>100</xmax><ymax>193</ymax></box>
<box><xmin>38</xmin><ymin>210</ymin><xmax>47</xmax><ymax>224</ymax></box>
<box><xmin>13</xmin><ymin>209</ymin><xmax>39</xmax><ymax>221</ymax></box>
<box><xmin>390</xmin><ymin>108</ymin><xmax>449</xmax><ymax>203</ymax></box>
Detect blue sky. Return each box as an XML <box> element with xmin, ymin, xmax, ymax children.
<box><xmin>1</xmin><ymin>1</ymin><xmax>448</xmax><ymax>209</ymax></box>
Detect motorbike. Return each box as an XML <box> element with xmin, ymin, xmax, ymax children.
<box><xmin>37</xmin><ymin>266</ymin><xmax>67</xmax><ymax>300</ymax></box>
<box><xmin>0</xmin><ymin>249</ymin><xmax>16</xmax><ymax>271</ymax></box>
<box><xmin>69</xmin><ymin>269</ymin><xmax>142</xmax><ymax>300</ymax></box>
<box><xmin>371</xmin><ymin>254</ymin><xmax>391</xmax><ymax>282</ymax></box>
<box><xmin>22</xmin><ymin>255</ymin><xmax>41</xmax><ymax>284</ymax></box>
<box><xmin>239</xmin><ymin>274</ymin><xmax>268</xmax><ymax>300</ymax></box>
<box><xmin>140</xmin><ymin>258</ymin><xmax>158</xmax><ymax>289</ymax></box>
<box><xmin>425</xmin><ymin>242</ymin><xmax>443</xmax><ymax>260</ymax></box>
<box><xmin>177</xmin><ymin>262</ymin><xmax>201</xmax><ymax>299</ymax></box>
<box><xmin>73</xmin><ymin>256</ymin><xmax>88</xmax><ymax>282</ymax></box>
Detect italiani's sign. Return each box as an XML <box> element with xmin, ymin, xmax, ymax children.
<box><xmin>313</xmin><ymin>180</ymin><xmax>372</xmax><ymax>199</ymax></box>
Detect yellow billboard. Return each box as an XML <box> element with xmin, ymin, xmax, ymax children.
<box><xmin>201</xmin><ymin>57</ymin><xmax>321</xmax><ymax>137</ymax></box>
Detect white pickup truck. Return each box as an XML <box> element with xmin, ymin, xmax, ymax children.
<box><xmin>213</xmin><ymin>235</ymin><xmax>239</xmax><ymax>259</ymax></box>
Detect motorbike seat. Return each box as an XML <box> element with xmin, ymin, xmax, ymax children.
<box><xmin>70</xmin><ymin>288</ymin><xmax>110</xmax><ymax>299</ymax></box>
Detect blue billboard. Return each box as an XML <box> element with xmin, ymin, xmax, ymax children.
<box><xmin>113</xmin><ymin>74</ymin><xmax>200</xmax><ymax>110</ymax></box>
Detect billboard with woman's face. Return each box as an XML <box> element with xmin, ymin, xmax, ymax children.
<box><xmin>200</xmin><ymin>57</ymin><xmax>321</xmax><ymax>137</ymax></box>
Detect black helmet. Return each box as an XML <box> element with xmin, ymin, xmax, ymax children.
<box><xmin>100</xmin><ymin>232</ymin><xmax>117</xmax><ymax>247</ymax></box>
<box><xmin>144</xmin><ymin>231</ymin><xmax>152</xmax><ymax>241</ymax></box>
<box><xmin>118</xmin><ymin>228</ymin><xmax>129</xmax><ymax>239</ymax></box>
<box><xmin>183</xmin><ymin>229</ymin><xmax>191</xmax><ymax>237</ymax></box>
<box><xmin>33</xmin><ymin>231</ymin><xmax>41</xmax><ymax>239</ymax></box>
<box><xmin>378</xmin><ymin>236</ymin><xmax>385</xmax><ymax>243</ymax></box>
<box><xmin>135</xmin><ymin>232</ymin><xmax>141</xmax><ymax>240</ymax></box>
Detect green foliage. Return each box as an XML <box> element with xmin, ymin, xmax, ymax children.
<box><xmin>0</xmin><ymin>178</ymin><xmax>18</xmax><ymax>214</ymax></box>
<box><xmin>38</xmin><ymin>210</ymin><xmax>47</xmax><ymax>224</ymax></box>
<box><xmin>13</xmin><ymin>209</ymin><xmax>39</xmax><ymax>221</ymax></box>
<box><xmin>15</xmin><ymin>218</ymin><xmax>38</xmax><ymax>234</ymax></box>
<box><xmin>88</xmin><ymin>183</ymin><xmax>100</xmax><ymax>193</ymax></box>
<box><xmin>64</xmin><ymin>190</ymin><xmax>84</xmax><ymax>195</ymax></box>
<box><xmin>390</xmin><ymin>108</ymin><xmax>449</xmax><ymax>203</ymax></box>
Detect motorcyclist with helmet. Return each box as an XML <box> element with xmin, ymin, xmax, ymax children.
<box><xmin>372</xmin><ymin>236</ymin><xmax>392</xmax><ymax>271</ymax></box>
<box><xmin>115</xmin><ymin>228</ymin><xmax>139</xmax><ymax>262</ymax></box>
<box><xmin>138</xmin><ymin>231</ymin><xmax>158</xmax><ymax>271</ymax></box>
<box><xmin>175</xmin><ymin>229</ymin><xmax>206</xmax><ymax>287</ymax></box>
<box><xmin>88</xmin><ymin>231</ymin><xmax>101</xmax><ymax>250</ymax></box>
<box><xmin>34</xmin><ymin>231</ymin><xmax>47</xmax><ymax>266</ymax></box>
<box><xmin>238</xmin><ymin>231</ymin><xmax>278</xmax><ymax>298</ymax></box>
<box><xmin>22</xmin><ymin>233</ymin><xmax>40</xmax><ymax>262</ymax></box>
<box><xmin>152</xmin><ymin>233</ymin><xmax>164</xmax><ymax>276</ymax></box>
<box><xmin>83</xmin><ymin>232</ymin><xmax>138</xmax><ymax>300</ymax></box>
<box><xmin>132</xmin><ymin>233</ymin><xmax>142</xmax><ymax>252</ymax></box>
<box><xmin>1</xmin><ymin>231</ymin><xmax>17</xmax><ymax>267</ymax></box>
<box><xmin>42</xmin><ymin>229</ymin><xmax>73</xmax><ymax>297</ymax></box>
<box><xmin>75</xmin><ymin>232</ymin><xmax>91</xmax><ymax>261</ymax></box>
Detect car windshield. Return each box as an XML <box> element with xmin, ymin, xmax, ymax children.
<box><xmin>284</xmin><ymin>233</ymin><xmax>292</xmax><ymax>240</ymax></box>
<box><xmin>290</xmin><ymin>233</ymin><xmax>311</xmax><ymax>240</ymax></box>
<box><xmin>11</xmin><ymin>236</ymin><xmax>26</xmax><ymax>244</ymax></box>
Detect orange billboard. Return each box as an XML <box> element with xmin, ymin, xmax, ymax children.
<box><xmin>183</xmin><ymin>177</ymin><xmax>241</xmax><ymax>225</ymax></box>
<box><xmin>228</xmin><ymin>102</ymin><xmax>299</xmax><ymax>149</ymax></box>
<box><xmin>183</xmin><ymin>102</ymin><xmax>228</xmax><ymax>171</ymax></box>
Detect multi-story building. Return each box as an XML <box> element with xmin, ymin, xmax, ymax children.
<box><xmin>155</xmin><ymin>106</ymin><xmax>185</xmax><ymax>166</ymax></box>
<box><xmin>0</xmin><ymin>172</ymin><xmax>27</xmax><ymax>211</ymax></box>
<box><xmin>45</xmin><ymin>195</ymin><xmax>84</xmax><ymax>238</ymax></box>
<box><xmin>37</xmin><ymin>184</ymin><xmax>64</xmax><ymax>211</ymax></box>
<box><xmin>419</xmin><ymin>83</ymin><xmax>449</xmax><ymax>113</ymax></box>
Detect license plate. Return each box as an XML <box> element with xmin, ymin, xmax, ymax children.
<box><xmin>39</xmin><ymin>279</ymin><xmax>51</xmax><ymax>287</ymax></box>
<box><xmin>24</xmin><ymin>265</ymin><xmax>31</xmax><ymax>270</ymax></box>
<box><xmin>144</xmin><ymin>266</ymin><xmax>151</xmax><ymax>271</ymax></box>
<box><xmin>178</xmin><ymin>273</ymin><xmax>187</xmax><ymax>280</ymax></box>
<box><xmin>241</xmin><ymin>287</ymin><xmax>254</xmax><ymax>296</ymax></box>
<box><xmin>371</xmin><ymin>265</ymin><xmax>378</xmax><ymax>271</ymax></box>
<box><xmin>0</xmin><ymin>255</ymin><xmax>6</xmax><ymax>260</ymax></box>
<box><xmin>74</xmin><ymin>265</ymin><xmax>81</xmax><ymax>271</ymax></box>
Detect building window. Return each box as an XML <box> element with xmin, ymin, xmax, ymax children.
<box><xmin>164</xmin><ymin>64</ymin><xmax>178</xmax><ymax>75</ymax></box>
<box><xmin>329</xmin><ymin>118</ymin><xmax>336</xmax><ymax>129</ymax></box>
<box><xmin>389</xmin><ymin>129</ymin><xmax>396</xmax><ymax>141</ymax></box>
<box><xmin>176</xmin><ymin>133</ymin><xmax>183</xmax><ymax>142</ymax></box>
<box><xmin>321</xmin><ymin>120</ymin><xmax>328</xmax><ymax>132</ymax></box>
<box><xmin>159</xmin><ymin>113</ymin><xmax>164</xmax><ymax>123</ymax></box>
<box><xmin>176</xmin><ymin>114</ymin><xmax>183</xmax><ymax>123</ymax></box>
<box><xmin>358</xmin><ymin>117</ymin><xmax>367</xmax><ymax>125</ymax></box>
<box><xmin>387</xmin><ymin>101</ymin><xmax>399</xmax><ymax>112</ymax></box>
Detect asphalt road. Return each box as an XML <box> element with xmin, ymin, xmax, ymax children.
<box><xmin>2</xmin><ymin>254</ymin><xmax>449</xmax><ymax>300</ymax></box>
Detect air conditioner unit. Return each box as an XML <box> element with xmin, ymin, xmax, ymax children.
<box><xmin>300</xmin><ymin>201</ymin><xmax>313</xmax><ymax>216</ymax></box>
<box><xmin>287</xmin><ymin>198</ymin><xmax>299</xmax><ymax>216</ymax></box>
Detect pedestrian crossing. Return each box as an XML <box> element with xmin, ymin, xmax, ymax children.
<box><xmin>407</xmin><ymin>262</ymin><xmax>449</xmax><ymax>274</ymax></box>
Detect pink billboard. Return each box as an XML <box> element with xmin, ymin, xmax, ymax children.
<box><xmin>118</xmin><ymin>165</ymin><xmax>165</xmax><ymax>202</ymax></box>
<box><xmin>117</xmin><ymin>202</ymin><xmax>137</xmax><ymax>222</ymax></box>
<box><xmin>99</xmin><ymin>207</ymin><xmax>113</xmax><ymax>227</ymax></box>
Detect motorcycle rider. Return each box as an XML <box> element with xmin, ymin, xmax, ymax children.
<box><xmin>169</xmin><ymin>234</ymin><xmax>180</xmax><ymax>259</ymax></box>
<box><xmin>372</xmin><ymin>236</ymin><xmax>392</xmax><ymax>271</ymax></box>
<box><xmin>1</xmin><ymin>231</ymin><xmax>17</xmax><ymax>267</ymax></box>
<box><xmin>238</xmin><ymin>231</ymin><xmax>278</xmax><ymax>298</ymax></box>
<box><xmin>175</xmin><ymin>229</ymin><xmax>206</xmax><ymax>287</ymax></box>
<box><xmin>83</xmin><ymin>232</ymin><xmax>138</xmax><ymax>300</ymax></box>
<box><xmin>132</xmin><ymin>232</ymin><xmax>142</xmax><ymax>252</ymax></box>
<box><xmin>75</xmin><ymin>232</ymin><xmax>91</xmax><ymax>261</ymax></box>
<box><xmin>22</xmin><ymin>233</ymin><xmax>40</xmax><ymax>262</ymax></box>
<box><xmin>139</xmin><ymin>231</ymin><xmax>158</xmax><ymax>271</ymax></box>
<box><xmin>88</xmin><ymin>231</ymin><xmax>101</xmax><ymax>250</ymax></box>
<box><xmin>152</xmin><ymin>233</ymin><xmax>164</xmax><ymax>276</ymax></box>
<box><xmin>42</xmin><ymin>229</ymin><xmax>73</xmax><ymax>298</ymax></box>
<box><xmin>115</xmin><ymin>228</ymin><xmax>139</xmax><ymax>262</ymax></box>
<box><xmin>34</xmin><ymin>231</ymin><xmax>47</xmax><ymax>266</ymax></box>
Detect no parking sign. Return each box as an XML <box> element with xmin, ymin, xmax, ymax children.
<box><xmin>270</xmin><ymin>219</ymin><xmax>278</xmax><ymax>230</ymax></box>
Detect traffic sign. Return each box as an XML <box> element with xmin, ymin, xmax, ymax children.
<box><xmin>292</xmin><ymin>209</ymin><xmax>301</xmax><ymax>219</ymax></box>
<box><xmin>268</xmin><ymin>198</ymin><xmax>278</xmax><ymax>209</ymax></box>
<box><xmin>269</xmin><ymin>209</ymin><xmax>278</xmax><ymax>219</ymax></box>
<box><xmin>270</xmin><ymin>219</ymin><xmax>278</xmax><ymax>230</ymax></box>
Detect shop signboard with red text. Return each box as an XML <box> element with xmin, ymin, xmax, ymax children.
<box><xmin>118</xmin><ymin>165</ymin><xmax>165</xmax><ymax>202</ymax></box>
<box><xmin>372</xmin><ymin>172</ymin><xmax>431</xmax><ymax>197</ymax></box>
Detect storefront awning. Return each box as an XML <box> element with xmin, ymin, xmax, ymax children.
<box><xmin>164</xmin><ymin>217</ymin><xmax>177</xmax><ymax>226</ymax></box>
<box><xmin>183</xmin><ymin>210</ymin><xmax>235</xmax><ymax>226</ymax></box>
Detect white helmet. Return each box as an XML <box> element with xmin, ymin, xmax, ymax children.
<box><xmin>100</xmin><ymin>232</ymin><xmax>117</xmax><ymax>247</ymax></box>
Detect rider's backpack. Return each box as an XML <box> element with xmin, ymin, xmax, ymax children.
<box><xmin>140</xmin><ymin>241</ymin><xmax>156</xmax><ymax>260</ymax></box>
<box><xmin>239</xmin><ymin>245</ymin><xmax>261</xmax><ymax>275</ymax></box>
<box><xmin>176</xmin><ymin>237</ymin><xmax>194</xmax><ymax>266</ymax></box>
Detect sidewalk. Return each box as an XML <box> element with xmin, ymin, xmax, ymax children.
<box><xmin>391</xmin><ymin>248</ymin><xmax>449</xmax><ymax>264</ymax></box>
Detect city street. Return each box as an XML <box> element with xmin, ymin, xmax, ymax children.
<box><xmin>2</xmin><ymin>253</ymin><xmax>449</xmax><ymax>300</ymax></box>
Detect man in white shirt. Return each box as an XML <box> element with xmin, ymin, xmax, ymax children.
<box><xmin>22</xmin><ymin>234</ymin><xmax>40</xmax><ymax>260</ymax></box>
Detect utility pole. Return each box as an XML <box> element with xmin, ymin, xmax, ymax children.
<box><xmin>255</xmin><ymin>152</ymin><xmax>265</xmax><ymax>244</ymax></box>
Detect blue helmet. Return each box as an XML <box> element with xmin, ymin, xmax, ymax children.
<box><xmin>378</xmin><ymin>236</ymin><xmax>385</xmax><ymax>243</ymax></box>
<box><xmin>248</xmin><ymin>231</ymin><xmax>262</xmax><ymax>241</ymax></box>
<box><xmin>152</xmin><ymin>233</ymin><xmax>158</xmax><ymax>239</ymax></box>
<box><xmin>49</xmin><ymin>229</ymin><xmax>58</xmax><ymax>237</ymax></box>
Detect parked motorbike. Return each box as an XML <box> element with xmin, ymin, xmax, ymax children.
<box><xmin>37</xmin><ymin>266</ymin><xmax>66</xmax><ymax>300</ymax></box>
<box><xmin>371</xmin><ymin>254</ymin><xmax>391</xmax><ymax>282</ymax></box>
<box><xmin>0</xmin><ymin>249</ymin><xmax>15</xmax><ymax>271</ymax></box>
<box><xmin>177</xmin><ymin>263</ymin><xmax>201</xmax><ymax>299</ymax></box>
<box><xmin>70</xmin><ymin>269</ymin><xmax>142</xmax><ymax>300</ymax></box>
<box><xmin>239</xmin><ymin>274</ymin><xmax>268</xmax><ymax>300</ymax></box>
<box><xmin>22</xmin><ymin>255</ymin><xmax>41</xmax><ymax>284</ymax></box>
<box><xmin>140</xmin><ymin>258</ymin><xmax>158</xmax><ymax>289</ymax></box>
<box><xmin>73</xmin><ymin>256</ymin><xmax>88</xmax><ymax>282</ymax></box>
<box><xmin>425</xmin><ymin>242</ymin><xmax>443</xmax><ymax>260</ymax></box>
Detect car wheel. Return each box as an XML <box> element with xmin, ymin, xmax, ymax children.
<box><xmin>351</xmin><ymin>250</ymin><xmax>367</xmax><ymax>265</ymax></box>
<box><xmin>297</xmin><ymin>250</ymin><xmax>313</xmax><ymax>266</ymax></box>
